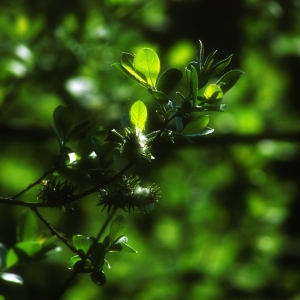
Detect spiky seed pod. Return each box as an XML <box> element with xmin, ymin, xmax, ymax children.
<box><xmin>98</xmin><ymin>176</ymin><xmax>159</xmax><ymax>214</ymax></box>
<box><xmin>38</xmin><ymin>178</ymin><xmax>77</xmax><ymax>211</ymax></box>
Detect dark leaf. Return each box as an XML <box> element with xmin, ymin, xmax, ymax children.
<box><xmin>216</xmin><ymin>69</ymin><xmax>244</xmax><ymax>93</ymax></box>
<box><xmin>156</xmin><ymin>68</ymin><xmax>183</xmax><ymax>94</ymax></box>
<box><xmin>90</xmin><ymin>270</ymin><xmax>106</xmax><ymax>286</ymax></box>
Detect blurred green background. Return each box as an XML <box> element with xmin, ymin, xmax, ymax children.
<box><xmin>1</xmin><ymin>0</ymin><xmax>300</xmax><ymax>299</ymax></box>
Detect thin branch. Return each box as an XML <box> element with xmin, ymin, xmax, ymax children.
<box><xmin>11</xmin><ymin>166</ymin><xmax>57</xmax><ymax>200</ymax></box>
<box><xmin>31</xmin><ymin>207</ymin><xmax>78</xmax><ymax>254</ymax></box>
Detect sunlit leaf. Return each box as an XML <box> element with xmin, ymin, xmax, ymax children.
<box><xmin>134</xmin><ymin>48</ymin><xmax>160</xmax><ymax>87</ymax></box>
<box><xmin>107</xmin><ymin>242</ymin><xmax>137</xmax><ymax>253</ymax></box>
<box><xmin>129</xmin><ymin>100</ymin><xmax>148</xmax><ymax>132</ymax></box>
<box><xmin>182</xmin><ymin>115</ymin><xmax>209</xmax><ymax>135</ymax></box>
<box><xmin>17</xmin><ymin>209</ymin><xmax>38</xmax><ymax>242</ymax></box>
<box><xmin>184</xmin><ymin>127</ymin><xmax>214</xmax><ymax>137</ymax></box>
<box><xmin>112</xmin><ymin>63</ymin><xmax>148</xmax><ymax>87</ymax></box>
<box><xmin>204</xmin><ymin>84</ymin><xmax>224</xmax><ymax>103</ymax></box>
<box><xmin>109</xmin><ymin>215</ymin><xmax>127</xmax><ymax>246</ymax></box>
<box><xmin>190</xmin><ymin>65</ymin><xmax>198</xmax><ymax>102</ymax></box>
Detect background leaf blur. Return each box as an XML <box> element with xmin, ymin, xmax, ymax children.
<box><xmin>0</xmin><ymin>0</ymin><xmax>300</xmax><ymax>299</ymax></box>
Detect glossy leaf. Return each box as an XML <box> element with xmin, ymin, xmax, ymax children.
<box><xmin>202</xmin><ymin>103</ymin><xmax>228</xmax><ymax>112</ymax></box>
<box><xmin>53</xmin><ymin>106</ymin><xmax>73</xmax><ymax>140</ymax></box>
<box><xmin>73</xmin><ymin>259</ymin><xmax>93</xmax><ymax>273</ymax></box>
<box><xmin>107</xmin><ymin>242</ymin><xmax>137</xmax><ymax>253</ymax></box>
<box><xmin>0</xmin><ymin>243</ymin><xmax>7</xmax><ymax>269</ymax></box>
<box><xmin>121</xmin><ymin>52</ymin><xmax>135</xmax><ymax>69</ymax></box>
<box><xmin>72</xmin><ymin>235</ymin><xmax>91</xmax><ymax>254</ymax></box>
<box><xmin>17</xmin><ymin>210</ymin><xmax>38</xmax><ymax>242</ymax></box>
<box><xmin>68</xmin><ymin>255</ymin><xmax>81</xmax><ymax>269</ymax></box>
<box><xmin>0</xmin><ymin>272</ymin><xmax>23</xmax><ymax>285</ymax></box>
<box><xmin>198</xmin><ymin>40</ymin><xmax>204</xmax><ymax>69</ymax></box>
<box><xmin>204</xmin><ymin>84</ymin><xmax>224</xmax><ymax>103</ymax></box>
<box><xmin>109</xmin><ymin>215</ymin><xmax>127</xmax><ymax>246</ymax></box>
<box><xmin>129</xmin><ymin>100</ymin><xmax>148</xmax><ymax>133</ymax></box>
<box><xmin>156</xmin><ymin>68</ymin><xmax>183</xmax><ymax>94</ymax></box>
<box><xmin>184</xmin><ymin>127</ymin><xmax>214</xmax><ymax>137</ymax></box>
<box><xmin>90</xmin><ymin>270</ymin><xmax>106</xmax><ymax>286</ymax></box>
<box><xmin>216</xmin><ymin>69</ymin><xmax>244</xmax><ymax>93</ymax></box>
<box><xmin>134</xmin><ymin>48</ymin><xmax>160</xmax><ymax>87</ymax></box>
<box><xmin>182</xmin><ymin>115</ymin><xmax>209</xmax><ymax>135</ymax></box>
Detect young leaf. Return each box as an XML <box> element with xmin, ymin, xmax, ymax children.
<box><xmin>90</xmin><ymin>270</ymin><xmax>106</xmax><ymax>286</ymax></box>
<box><xmin>204</xmin><ymin>84</ymin><xmax>224</xmax><ymax>103</ymax></box>
<box><xmin>129</xmin><ymin>100</ymin><xmax>148</xmax><ymax>132</ymax></box>
<box><xmin>156</xmin><ymin>68</ymin><xmax>183</xmax><ymax>94</ymax></box>
<box><xmin>72</xmin><ymin>235</ymin><xmax>91</xmax><ymax>254</ymax></box>
<box><xmin>216</xmin><ymin>69</ymin><xmax>244</xmax><ymax>93</ymax></box>
<box><xmin>17</xmin><ymin>209</ymin><xmax>38</xmax><ymax>242</ymax></box>
<box><xmin>134</xmin><ymin>48</ymin><xmax>160</xmax><ymax>87</ymax></box>
<box><xmin>109</xmin><ymin>215</ymin><xmax>127</xmax><ymax>246</ymax></box>
<box><xmin>182</xmin><ymin>115</ymin><xmax>209</xmax><ymax>135</ymax></box>
<box><xmin>53</xmin><ymin>106</ymin><xmax>73</xmax><ymax>141</ymax></box>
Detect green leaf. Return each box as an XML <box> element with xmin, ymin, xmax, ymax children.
<box><xmin>6</xmin><ymin>241</ymin><xmax>42</xmax><ymax>268</ymax></box>
<box><xmin>182</xmin><ymin>115</ymin><xmax>210</xmax><ymax>135</ymax></box>
<box><xmin>150</xmin><ymin>91</ymin><xmax>169</xmax><ymax>105</ymax></box>
<box><xmin>198</xmin><ymin>40</ymin><xmax>204</xmax><ymax>69</ymax></box>
<box><xmin>129</xmin><ymin>100</ymin><xmax>148</xmax><ymax>132</ymax></box>
<box><xmin>72</xmin><ymin>235</ymin><xmax>91</xmax><ymax>254</ymax></box>
<box><xmin>107</xmin><ymin>240</ymin><xmax>137</xmax><ymax>253</ymax></box>
<box><xmin>95</xmin><ymin>141</ymin><xmax>118</xmax><ymax>168</ymax></box>
<box><xmin>53</xmin><ymin>106</ymin><xmax>73</xmax><ymax>141</ymax></box>
<box><xmin>120</xmin><ymin>114</ymin><xmax>130</xmax><ymax>129</ymax></box>
<box><xmin>17</xmin><ymin>210</ymin><xmax>38</xmax><ymax>242</ymax></box>
<box><xmin>202</xmin><ymin>103</ymin><xmax>228</xmax><ymax>112</ymax></box>
<box><xmin>68</xmin><ymin>255</ymin><xmax>81</xmax><ymax>269</ymax></box>
<box><xmin>121</xmin><ymin>52</ymin><xmax>135</xmax><ymax>69</ymax></box>
<box><xmin>112</xmin><ymin>63</ymin><xmax>148</xmax><ymax>87</ymax></box>
<box><xmin>73</xmin><ymin>259</ymin><xmax>93</xmax><ymax>273</ymax></box>
<box><xmin>134</xmin><ymin>48</ymin><xmax>160</xmax><ymax>87</ymax></box>
<box><xmin>90</xmin><ymin>270</ymin><xmax>106</xmax><ymax>286</ymax></box>
<box><xmin>203</xmin><ymin>50</ymin><xmax>217</xmax><ymax>74</ymax></box>
<box><xmin>208</xmin><ymin>54</ymin><xmax>233</xmax><ymax>78</ymax></box>
<box><xmin>109</xmin><ymin>215</ymin><xmax>127</xmax><ymax>246</ymax></box>
<box><xmin>90</xmin><ymin>243</ymin><xmax>105</xmax><ymax>269</ymax></box>
<box><xmin>184</xmin><ymin>127</ymin><xmax>214</xmax><ymax>137</ymax></box>
<box><xmin>0</xmin><ymin>243</ymin><xmax>7</xmax><ymax>269</ymax></box>
<box><xmin>190</xmin><ymin>65</ymin><xmax>198</xmax><ymax>102</ymax></box>
<box><xmin>216</xmin><ymin>69</ymin><xmax>244</xmax><ymax>93</ymax></box>
<box><xmin>49</xmin><ymin>124</ymin><xmax>63</xmax><ymax>147</ymax></box>
<box><xmin>0</xmin><ymin>272</ymin><xmax>23</xmax><ymax>285</ymax></box>
<box><xmin>156</xmin><ymin>68</ymin><xmax>183</xmax><ymax>94</ymax></box>
<box><xmin>67</xmin><ymin>120</ymin><xmax>92</xmax><ymax>141</ymax></box>
<box><xmin>204</xmin><ymin>84</ymin><xmax>224</xmax><ymax>103</ymax></box>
